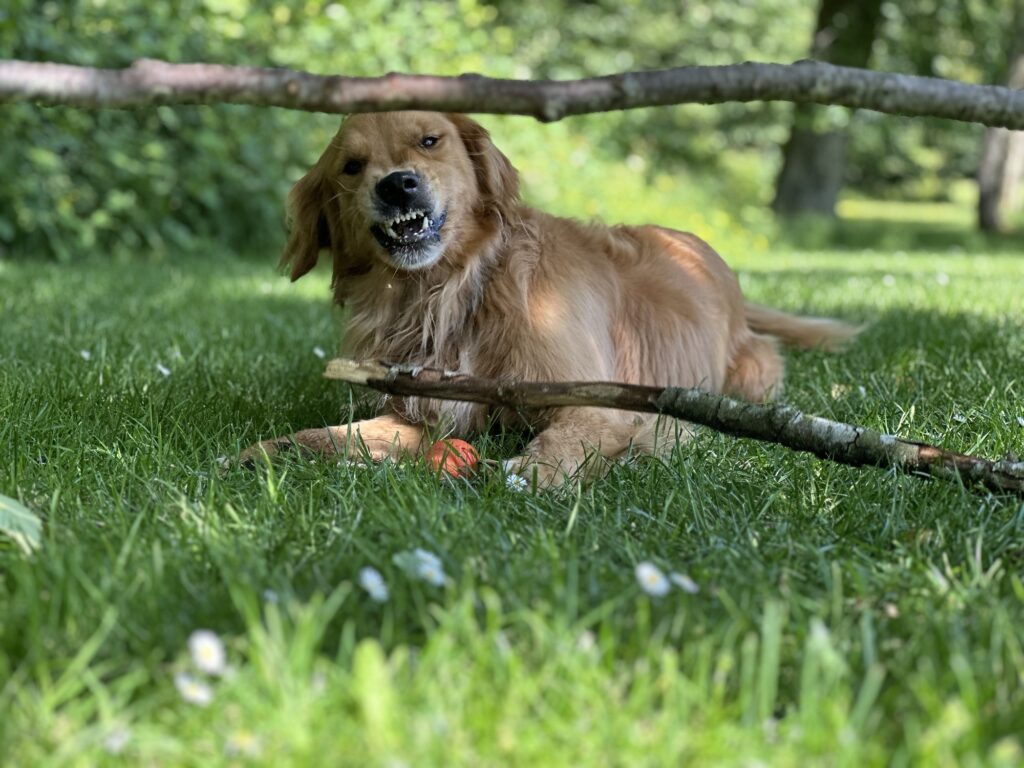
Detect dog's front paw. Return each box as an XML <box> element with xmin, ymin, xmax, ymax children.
<box><xmin>503</xmin><ymin>455</ymin><xmax>572</xmax><ymax>490</ymax></box>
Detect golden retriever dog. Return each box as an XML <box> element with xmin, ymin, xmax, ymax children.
<box><xmin>241</xmin><ymin>112</ymin><xmax>857</xmax><ymax>486</ymax></box>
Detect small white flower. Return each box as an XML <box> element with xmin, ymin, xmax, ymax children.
<box><xmin>413</xmin><ymin>548</ymin><xmax>442</xmax><ymax>569</ymax></box>
<box><xmin>413</xmin><ymin>549</ymin><xmax>447</xmax><ymax>586</ymax></box>
<box><xmin>506</xmin><ymin>473</ymin><xmax>528</xmax><ymax>492</ymax></box>
<box><xmin>857</xmin><ymin>385</ymin><xmax>867</xmax><ymax>397</ymax></box>
<box><xmin>394</xmin><ymin>548</ymin><xmax>448</xmax><ymax>586</ymax></box>
<box><xmin>952</xmin><ymin>413</ymin><xmax>967</xmax><ymax>424</ymax></box>
<box><xmin>359</xmin><ymin>566</ymin><xmax>389</xmax><ymax>602</ymax></box>
<box><xmin>312</xmin><ymin>346</ymin><xmax>326</xmax><ymax>359</ymax></box>
<box><xmin>79</xmin><ymin>349</ymin><xmax>92</xmax><ymax>361</ymax></box>
<box><xmin>311</xmin><ymin>671</ymin><xmax>327</xmax><ymax>695</ymax></box>
<box><xmin>174</xmin><ymin>672</ymin><xmax>214</xmax><ymax>707</ymax></box>
<box><xmin>156</xmin><ymin>362</ymin><xmax>171</xmax><ymax>377</ymax></box>
<box><xmin>103</xmin><ymin>726</ymin><xmax>131</xmax><ymax>755</ymax></box>
<box><xmin>416</xmin><ymin>560</ymin><xmax>447</xmax><ymax>586</ymax></box>
<box><xmin>576</xmin><ymin>630</ymin><xmax>597</xmax><ymax>654</ymax></box>
<box><xmin>669</xmin><ymin>572</ymin><xmax>700</xmax><ymax>594</ymax></box>
<box><xmin>225</xmin><ymin>728</ymin><xmax>263</xmax><ymax>757</ymax></box>
<box><xmin>188</xmin><ymin>630</ymin><xmax>226</xmax><ymax>676</ymax></box>
<box><xmin>635</xmin><ymin>561</ymin><xmax>670</xmax><ymax>597</ymax></box>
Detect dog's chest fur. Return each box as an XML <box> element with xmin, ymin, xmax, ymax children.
<box><xmin>339</xmin><ymin>257</ymin><xmax>502</xmax><ymax>434</ymax></box>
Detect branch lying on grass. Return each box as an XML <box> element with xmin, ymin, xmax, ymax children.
<box><xmin>5</xmin><ymin>58</ymin><xmax>1024</xmax><ymax>128</ymax></box>
<box><xmin>325</xmin><ymin>358</ymin><xmax>1024</xmax><ymax>497</ymax></box>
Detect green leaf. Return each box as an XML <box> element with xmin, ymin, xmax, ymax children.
<box><xmin>0</xmin><ymin>493</ymin><xmax>42</xmax><ymax>554</ymax></box>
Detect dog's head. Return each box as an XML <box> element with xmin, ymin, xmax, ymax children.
<box><xmin>281</xmin><ymin>112</ymin><xmax>519</xmax><ymax>286</ymax></box>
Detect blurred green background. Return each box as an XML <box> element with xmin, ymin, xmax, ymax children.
<box><xmin>2</xmin><ymin>0</ymin><xmax>1023</xmax><ymax>261</ymax></box>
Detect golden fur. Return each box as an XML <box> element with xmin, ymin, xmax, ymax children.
<box><xmin>242</xmin><ymin>112</ymin><xmax>857</xmax><ymax>486</ymax></box>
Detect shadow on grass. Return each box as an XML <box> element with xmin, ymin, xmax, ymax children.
<box><xmin>776</xmin><ymin>213</ymin><xmax>1024</xmax><ymax>254</ymax></box>
<box><xmin>4</xmin><ymin>254</ymin><xmax>1021</xmax><ymax>460</ymax></box>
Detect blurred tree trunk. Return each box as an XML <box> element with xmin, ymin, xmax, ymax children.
<box><xmin>772</xmin><ymin>0</ymin><xmax>884</xmax><ymax>217</ymax></box>
<box><xmin>978</xmin><ymin>11</ymin><xmax>1024</xmax><ymax>232</ymax></box>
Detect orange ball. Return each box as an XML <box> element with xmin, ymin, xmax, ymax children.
<box><xmin>424</xmin><ymin>438</ymin><xmax>479</xmax><ymax>477</ymax></box>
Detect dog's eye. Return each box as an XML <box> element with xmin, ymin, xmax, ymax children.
<box><xmin>342</xmin><ymin>159</ymin><xmax>364</xmax><ymax>175</ymax></box>
<box><xmin>419</xmin><ymin>135</ymin><xmax>441</xmax><ymax>149</ymax></box>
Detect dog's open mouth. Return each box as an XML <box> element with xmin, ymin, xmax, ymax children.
<box><xmin>370</xmin><ymin>209</ymin><xmax>447</xmax><ymax>258</ymax></box>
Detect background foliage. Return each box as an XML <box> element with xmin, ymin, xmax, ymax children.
<box><xmin>0</xmin><ymin>0</ymin><xmax>1017</xmax><ymax>260</ymax></box>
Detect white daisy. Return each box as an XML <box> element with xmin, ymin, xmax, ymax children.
<box><xmin>312</xmin><ymin>346</ymin><xmax>326</xmax><ymax>359</ymax></box>
<box><xmin>506</xmin><ymin>473</ymin><xmax>528</xmax><ymax>492</ymax></box>
<box><xmin>187</xmin><ymin>630</ymin><xmax>226</xmax><ymax>676</ymax></box>
<box><xmin>413</xmin><ymin>548</ymin><xmax>442</xmax><ymax>570</ymax></box>
<box><xmin>635</xmin><ymin>561</ymin><xmax>670</xmax><ymax>597</ymax></box>
<box><xmin>311</xmin><ymin>671</ymin><xmax>327</xmax><ymax>695</ymax></box>
<box><xmin>669</xmin><ymin>572</ymin><xmax>700</xmax><ymax>594</ymax></box>
<box><xmin>413</xmin><ymin>549</ymin><xmax>447</xmax><ymax>586</ymax></box>
<box><xmin>156</xmin><ymin>362</ymin><xmax>171</xmax><ymax>377</ymax></box>
<box><xmin>359</xmin><ymin>566</ymin><xmax>389</xmax><ymax>602</ymax></box>
<box><xmin>225</xmin><ymin>728</ymin><xmax>263</xmax><ymax>757</ymax></box>
<box><xmin>576</xmin><ymin>630</ymin><xmax>597</xmax><ymax>654</ymax></box>
<box><xmin>174</xmin><ymin>672</ymin><xmax>214</xmax><ymax>707</ymax></box>
<box><xmin>416</xmin><ymin>560</ymin><xmax>447</xmax><ymax>587</ymax></box>
<box><xmin>103</xmin><ymin>726</ymin><xmax>131</xmax><ymax>755</ymax></box>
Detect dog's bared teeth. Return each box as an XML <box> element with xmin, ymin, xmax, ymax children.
<box><xmin>378</xmin><ymin>210</ymin><xmax>431</xmax><ymax>241</ymax></box>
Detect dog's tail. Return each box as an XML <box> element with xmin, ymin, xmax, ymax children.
<box><xmin>745</xmin><ymin>302</ymin><xmax>861</xmax><ymax>351</ymax></box>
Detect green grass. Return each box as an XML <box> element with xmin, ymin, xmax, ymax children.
<box><xmin>2</xmin><ymin>231</ymin><xmax>1024</xmax><ymax>766</ymax></box>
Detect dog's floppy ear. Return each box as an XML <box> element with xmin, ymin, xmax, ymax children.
<box><xmin>279</xmin><ymin>166</ymin><xmax>336</xmax><ymax>282</ymax></box>
<box><xmin>448</xmin><ymin>114</ymin><xmax>519</xmax><ymax>217</ymax></box>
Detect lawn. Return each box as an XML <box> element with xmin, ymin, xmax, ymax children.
<box><xmin>1</xmin><ymin>229</ymin><xmax>1024</xmax><ymax>766</ymax></box>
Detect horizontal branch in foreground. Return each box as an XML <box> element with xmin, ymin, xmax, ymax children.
<box><xmin>4</xmin><ymin>58</ymin><xmax>1024</xmax><ymax>128</ymax></box>
<box><xmin>325</xmin><ymin>358</ymin><xmax>1024</xmax><ymax>496</ymax></box>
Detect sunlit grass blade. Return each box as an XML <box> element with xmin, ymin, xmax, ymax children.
<box><xmin>0</xmin><ymin>493</ymin><xmax>41</xmax><ymax>554</ymax></box>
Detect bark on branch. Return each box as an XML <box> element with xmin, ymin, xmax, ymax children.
<box><xmin>325</xmin><ymin>358</ymin><xmax>1024</xmax><ymax>496</ymax></box>
<box><xmin>5</xmin><ymin>58</ymin><xmax>1024</xmax><ymax>127</ymax></box>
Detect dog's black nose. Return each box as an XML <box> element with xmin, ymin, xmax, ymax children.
<box><xmin>376</xmin><ymin>171</ymin><xmax>421</xmax><ymax>206</ymax></box>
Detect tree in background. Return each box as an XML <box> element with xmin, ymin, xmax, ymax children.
<box><xmin>772</xmin><ymin>0</ymin><xmax>884</xmax><ymax>217</ymax></box>
<box><xmin>978</xmin><ymin>0</ymin><xmax>1024</xmax><ymax>232</ymax></box>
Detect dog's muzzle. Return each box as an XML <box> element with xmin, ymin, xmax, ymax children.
<box><xmin>369</xmin><ymin>170</ymin><xmax>447</xmax><ymax>266</ymax></box>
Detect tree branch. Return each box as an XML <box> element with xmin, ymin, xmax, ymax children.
<box><xmin>324</xmin><ymin>358</ymin><xmax>1024</xmax><ymax>496</ymax></box>
<box><xmin>4</xmin><ymin>58</ymin><xmax>1024</xmax><ymax>127</ymax></box>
